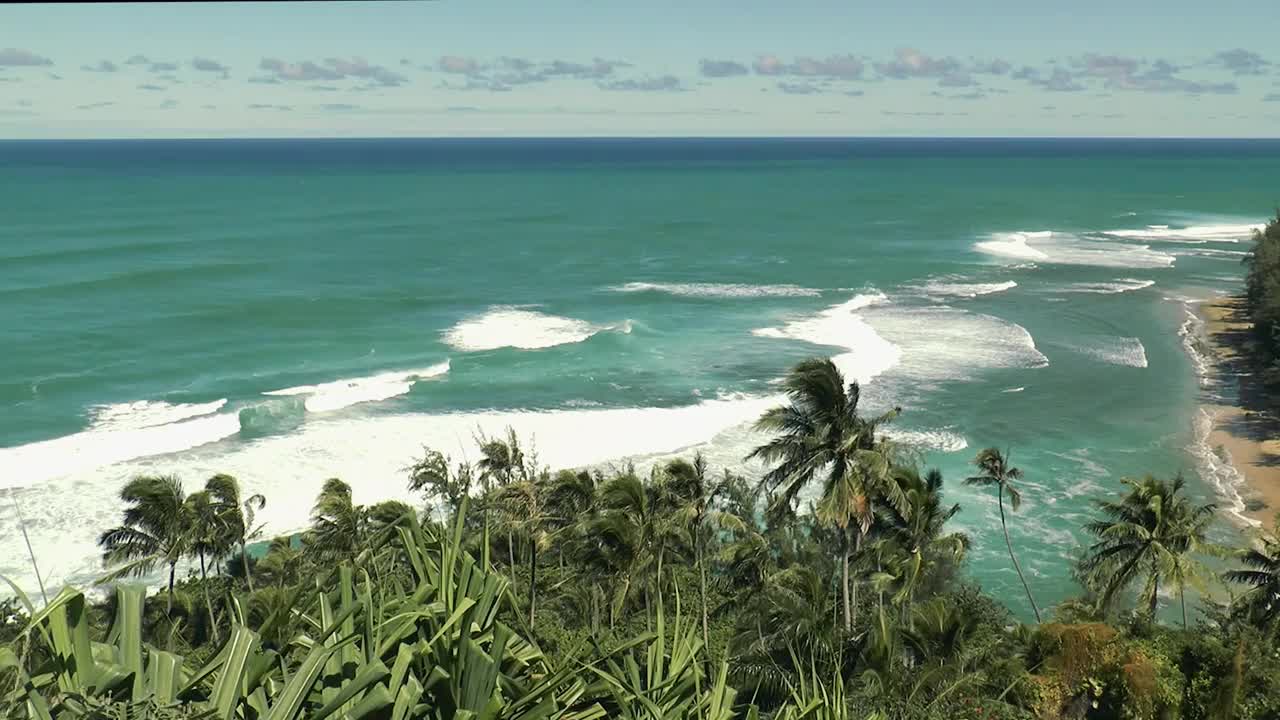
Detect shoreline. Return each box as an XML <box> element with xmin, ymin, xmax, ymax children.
<box><xmin>1197</xmin><ymin>295</ymin><xmax>1280</xmax><ymax>527</ymax></box>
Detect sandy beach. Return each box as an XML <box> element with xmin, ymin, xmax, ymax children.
<box><xmin>1202</xmin><ymin>296</ymin><xmax>1280</xmax><ymax>526</ymax></box>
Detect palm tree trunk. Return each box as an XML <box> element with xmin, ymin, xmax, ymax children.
<box><xmin>999</xmin><ymin>488</ymin><xmax>1042</xmax><ymax>623</ymax></box>
<box><xmin>199</xmin><ymin>550</ymin><xmax>221</xmax><ymax>645</ymax></box>
<box><xmin>698</xmin><ymin>536</ymin><xmax>710</xmax><ymax>653</ymax></box>
<box><xmin>1180</xmin><ymin>584</ymin><xmax>1188</xmax><ymax>630</ymax></box>
<box><xmin>507</xmin><ymin>532</ymin><xmax>519</xmax><ymax>597</ymax></box>
<box><xmin>241</xmin><ymin>537</ymin><xmax>255</xmax><ymax>592</ymax></box>
<box><xmin>1149</xmin><ymin>572</ymin><xmax>1160</xmax><ymax>617</ymax></box>
<box><xmin>167</xmin><ymin>561</ymin><xmax>176</xmax><ymax>614</ymax></box>
<box><xmin>527</xmin><ymin>543</ymin><xmax>538</xmax><ymax>627</ymax></box>
<box><xmin>841</xmin><ymin>528</ymin><xmax>852</xmax><ymax>632</ymax></box>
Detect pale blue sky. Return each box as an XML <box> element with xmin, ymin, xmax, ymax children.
<box><xmin>2</xmin><ymin>1</ymin><xmax>1278</xmax><ymax>138</ymax></box>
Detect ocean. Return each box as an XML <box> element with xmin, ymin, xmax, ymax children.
<box><xmin>2</xmin><ymin>137</ymin><xmax>1277</xmax><ymax>616</ymax></box>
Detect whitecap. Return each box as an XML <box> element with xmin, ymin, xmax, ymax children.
<box><xmin>976</xmin><ymin>231</ymin><xmax>1174</xmax><ymax>269</ymax></box>
<box><xmin>1104</xmin><ymin>223</ymin><xmax>1262</xmax><ymax>243</ymax></box>
<box><xmin>886</xmin><ymin>428</ymin><xmax>969</xmax><ymax>453</ymax></box>
<box><xmin>863</xmin><ymin>307</ymin><xmax>1050</xmax><ymax>381</ymax></box>
<box><xmin>610</xmin><ymin>282</ymin><xmax>822</xmax><ymax>298</ymax></box>
<box><xmin>1060</xmin><ymin>278</ymin><xmax>1155</xmax><ymax>294</ymax></box>
<box><xmin>1002</xmin><ymin>386</ymin><xmax>1025</xmax><ymax>393</ymax></box>
<box><xmin>1070</xmin><ymin>336</ymin><xmax>1149</xmax><ymax>368</ymax></box>
<box><xmin>443</xmin><ymin>307</ymin><xmax>605</xmax><ymax>351</ymax></box>
<box><xmin>751</xmin><ymin>293</ymin><xmax>903</xmax><ymax>384</ymax></box>
<box><xmin>262</xmin><ymin>361</ymin><xmax>450</xmax><ymax>413</ymax></box>
<box><xmin>88</xmin><ymin>398</ymin><xmax>228</xmax><ymax>431</ymax></box>
<box><xmin>919</xmin><ymin>279</ymin><xmax>1018</xmax><ymax>299</ymax></box>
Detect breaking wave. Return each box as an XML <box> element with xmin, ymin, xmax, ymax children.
<box><xmin>443</xmin><ymin>308</ymin><xmax>622</xmax><ymax>351</ymax></box>
<box><xmin>610</xmin><ymin>281</ymin><xmax>822</xmax><ymax>298</ymax></box>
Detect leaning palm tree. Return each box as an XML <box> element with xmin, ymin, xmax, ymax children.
<box><xmin>1079</xmin><ymin>473</ymin><xmax>1217</xmax><ymax>625</ymax></box>
<box><xmin>305</xmin><ymin>477</ymin><xmax>364</xmax><ymax>564</ymax></box>
<box><xmin>98</xmin><ymin>474</ymin><xmax>191</xmax><ymax>612</ymax></box>
<box><xmin>1224</xmin><ymin>517</ymin><xmax>1280</xmax><ymax>635</ymax></box>
<box><xmin>748</xmin><ymin>357</ymin><xmax>905</xmax><ymax>632</ymax></box>
<box><xmin>203</xmin><ymin>473</ymin><xmax>266</xmax><ymax>591</ymax></box>
<box><xmin>966</xmin><ymin>448</ymin><xmax>1042</xmax><ymax>623</ymax></box>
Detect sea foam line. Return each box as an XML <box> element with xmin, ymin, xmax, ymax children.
<box><xmin>975</xmin><ymin>231</ymin><xmax>1175</xmax><ymax>269</ymax></box>
<box><xmin>1104</xmin><ymin>223</ymin><xmax>1262</xmax><ymax>243</ymax></box>
<box><xmin>263</xmin><ymin>361</ymin><xmax>450</xmax><ymax>413</ymax></box>
<box><xmin>610</xmin><ymin>281</ymin><xmax>822</xmax><ymax>298</ymax></box>
<box><xmin>918</xmin><ymin>279</ymin><xmax>1018</xmax><ymax>299</ymax></box>
<box><xmin>752</xmin><ymin>292</ymin><xmax>903</xmax><ymax>385</ymax></box>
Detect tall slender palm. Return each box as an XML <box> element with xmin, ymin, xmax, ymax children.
<box><xmin>476</xmin><ymin>427</ymin><xmax>527</xmax><ymax>590</ymax></box>
<box><xmin>965</xmin><ymin>448</ymin><xmax>1042</xmax><ymax>623</ymax></box>
<box><xmin>98</xmin><ymin>475</ymin><xmax>191</xmax><ymax>613</ymax></box>
<box><xmin>185</xmin><ymin>490</ymin><xmax>222</xmax><ymax>643</ymax></box>
<box><xmin>661</xmin><ymin>455</ymin><xmax>747</xmax><ymax>653</ymax></box>
<box><xmin>1224</xmin><ymin>518</ymin><xmax>1280</xmax><ymax>634</ymax></box>
<box><xmin>204</xmin><ymin>473</ymin><xmax>266</xmax><ymax>591</ymax></box>
<box><xmin>493</xmin><ymin>472</ymin><xmax>557</xmax><ymax>626</ymax></box>
<box><xmin>407</xmin><ymin>447</ymin><xmax>473</xmax><ymax>521</ymax></box>
<box><xmin>306</xmin><ymin>478</ymin><xmax>364</xmax><ymax>564</ymax></box>
<box><xmin>748</xmin><ymin>358</ymin><xmax>905</xmax><ymax>632</ymax></box>
<box><xmin>1079</xmin><ymin>473</ymin><xmax>1217</xmax><ymax>625</ymax></box>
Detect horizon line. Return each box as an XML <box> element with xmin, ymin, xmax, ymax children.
<box><xmin>4</xmin><ymin>135</ymin><xmax>1280</xmax><ymax>142</ymax></box>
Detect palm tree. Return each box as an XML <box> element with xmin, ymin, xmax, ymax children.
<box><xmin>203</xmin><ymin>474</ymin><xmax>266</xmax><ymax>592</ymax></box>
<box><xmin>748</xmin><ymin>358</ymin><xmax>905</xmax><ymax>632</ymax></box>
<box><xmin>965</xmin><ymin>448</ymin><xmax>1042</xmax><ymax>623</ymax></box>
<box><xmin>98</xmin><ymin>475</ymin><xmax>191</xmax><ymax>613</ymax></box>
<box><xmin>1224</xmin><ymin>517</ymin><xmax>1280</xmax><ymax>634</ymax></box>
<box><xmin>492</xmin><ymin>472</ymin><xmax>557</xmax><ymax>626</ymax></box>
<box><xmin>1079</xmin><ymin>473</ymin><xmax>1217</xmax><ymax>625</ymax></box>
<box><xmin>306</xmin><ymin>478</ymin><xmax>364</xmax><ymax>564</ymax></box>
<box><xmin>871</xmin><ymin>467</ymin><xmax>968</xmax><ymax>620</ymax></box>
<box><xmin>407</xmin><ymin>447</ymin><xmax>473</xmax><ymax>521</ymax></box>
<box><xmin>476</xmin><ymin>427</ymin><xmax>528</xmax><ymax>591</ymax></box>
<box><xmin>185</xmin><ymin>490</ymin><xmax>222</xmax><ymax>643</ymax></box>
<box><xmin>660</xmin><ymin>455</ymin><xmax>747</xmax><ymax>654</ymax></box>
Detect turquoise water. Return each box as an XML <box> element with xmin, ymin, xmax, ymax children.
<box><xmin>2</xmin><ymin>138</ymin><xmax>1277</xmax><ymax>614</ymax></box>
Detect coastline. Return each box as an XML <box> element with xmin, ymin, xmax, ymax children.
<box><xmin>1197</xmin><ymin>295</ymin><xmax>1280</xmax><ymax>527</ymax></box>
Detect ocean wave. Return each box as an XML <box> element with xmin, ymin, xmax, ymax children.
<box><xmin>88</xmin><ymin>398</ymin><xmax>228</xmax><ymax>431</ymax></box>
<box><xmin>1071</xmin><ymin>336</ymin><xmax>1149</xmax><ymax>368</ymax></box>
<box><xmin>975</xmin><ymin>231</ymin><xmax>1175</xmax><ymax>269</ymax></box>
<box><xmin>1191</xmin><ymin>407</ymin><xmax>1257</xmax><ymax>527</ymax></box>
<box><xmin>864</xmin><ymin>307</ymin><xmax>1049</xmax><ymax>381</ymax></box>
<box><xmin>443</xmin><ymin>307</ymin><xmax>616</xmax><ymax>351</ymax></box>
<box><xmin>1170</xmin><ymin>247</ymin><xmax>1249</xmax><ymax>259</ymax></box>
<box><xmin>610</xmin><ymin>281</ymin><xmax>822</xmax><ymax>298</ymax></box>
<box><xmin>1060</xmin><ymin>278</ymin><xmax>1155</xmax><ymax>294</ymax></box>
<box><xmin>262</xmin><ymin>361</ymin><xmax>450</xmax><ymax>413</ymax></box>
<box><xmin>751</xmin><ymin>293</ymin><xmax>903</xmax><ymax>384</ymax></box>
<box><xmin>1177</xmin><ymin>302</ymin><xmax>1212</xmax><ymax>384</ymax></box>
<box><xmin>1104</xmin><ymin>223</ymin><xmax>1262</xmax><ymax>243</ymax></box>
<box><xmin>919</xmin><ymin>279</ymin><xmax>1018</xmax><ymax>299</ymax></box>
<box><xmin>0</xmin><ymin>411</ymin><xmax>240</xmax><ymax>487</ymax></box>
<box><xmin>886</xmin><ymin>428</ymin><xmax>969</xmax><ymax>453</ymax></box>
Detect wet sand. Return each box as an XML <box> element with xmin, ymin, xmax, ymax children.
<box><xmin>1203</xmin><ymin>296</ymin><xmax>1280</xmax><ymax>526</ymax></box>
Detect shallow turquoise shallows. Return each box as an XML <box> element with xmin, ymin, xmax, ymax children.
<box><xmin>2</xmin><ymin>138</ymin><xmax>1277</xmax><ymax>617</ymax></box>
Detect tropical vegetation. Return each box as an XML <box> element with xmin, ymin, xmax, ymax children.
<box><xmin>3</xmin><ymin>358</ymin><xmax>1280</xmax><ymax>719</ymax></box>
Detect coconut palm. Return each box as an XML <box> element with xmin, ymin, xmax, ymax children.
<box><xmin>407</xmin><ymin>447</ymin><xmax>473</xmax><ymax>521</ymax></box>
<box><xmin>98</xmin><ymin>475</ymin><xmax>191</xmax><ymax>613</ymax></box>
<box><xmin>305</xmin><ymin>477</ymin><xmax>365</xmax><ymax>564</ymax></box>
<box><xmin>871</xmin><ymin>467</ymin><xmax>968</xmax><ymax>618</ymax></box>
<box><xmin>1079</xmin><ymin>473</ymin><xmax>1217</xmax><ymax>625</ymax></box>
<box><xmin>660</xmin><ymin>454</ymin><xmax>748</xmax><ymax>654</ymax></box>
<box><xmin>749</xmin><ymin>357</ymin><xmax>905</xmax><ymax>632</ymax></box>
<box><xmin>1224</xmin><ymin>518</ymin><xmax>1280</xmax><ymax>634</ymax></box>
<box><xmin>492</xmin><ymin>472</ymin><xmax>558</xmax><ymax>625</ymax></box>
<box><xmin>965</xmin><ymin>448</ymin><xmax>1042</xmax><ymax>623</ymax></box>
<box><xmin>203</xmin><ymin>473</ymin><xmax>266</xmax><ymax>591</ymax></box>
<box><xmin>184</xmin><ymin>490</ymin><xmax>223</xmax><ymax>643</ymax></box>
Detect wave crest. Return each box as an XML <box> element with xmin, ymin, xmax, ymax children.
<box><xmin>752</xmin><ymin>293</ymin><xmax>902</xmax><ymax>384</ymax></box>
<box><xmin>976</xmin><ymin>231</ymin><xmax>1175</xmax><ymax>269</ymax></box>
<box><xmin>610</xmin><ymin>282</ymin><xmax>822</xmax><ymax>298</ymax></box>
<box><xmin>443</xmin><ymin>308</ymin><xmax>607</xmax><ymax>351</ymax></box>
<box><xmin>263</xmin><ymin>361</ymin><xmax>450</xmax><ymax>413</ymax></box>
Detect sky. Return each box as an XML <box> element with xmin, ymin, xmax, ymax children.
<box><xmin>1</xmin><ymin>0</ymin><xmax>1279</xmax><ymax>138</ymax></box>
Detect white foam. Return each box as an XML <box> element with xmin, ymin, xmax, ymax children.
<box><xmin>1171</xmin><ymin>248</ymin><xmax>1249</xmax><ymax>259</ymax></box>
<box><xmin>610</xmin><ymin>282</ymin><xmax>822</xmax><ymax>298</ymax></box>
<box><xmin>920</xmin><ymin>279</ymin><xmax>1018</xmax><ymax>299</ymax></box>
<box><xmin>0</xmin><ymin>412</ymin><xmax>241</xmax><ymax>488</ymax></box>
<box><xmin>886</xmin><ymin>428</ymin><xmax>969</xmax><ymax>453</ymax></box>
<box><xmin>88</xmin><ymin>399</ymin><xmax>228</xmax><ymax>431</ymax></box>
<box><xmin>1072</xmin><ymin>336</ymin><xmax>1149</xmax><ymax>368</ymax></box>
<box><xmin>976</xmin><ymin>231</ymin><xmax>1175</xmax><ymax>269</ymax></box>
<box><xmin>1002</xmin><ymin>386</ymin><xmax>1025</xmax><ymax>393</ymax></box>
<box><xmin>863</xmin><ymin>307</ymin><xmax>1049</xmax><ymax>381</ymax></box>
<box><xmin>1191</xmin><ymin>407</ymin><xmax>1258</xmax><ymax>527</ymax></box>
<box><xmin>263</xmin><ymin>361</ymin><xmax>450</xmax><ymax>413</ymax></box>
<box><xmin>1061</xmin><ymin>278</ymin><xmax>1155</xmax><ymax>294</ymax></box>
<box><xmin>751</xmin><ymin>293</ymin><xmax>903</xmax><ymax>384</ymax></box>
<box><xmin>1104</xmin><ymin>223</ymin><xmax>1262</xmax><ymax>243</ymax></box>
<box><xmin>443</xmin><ymin>308</ymin><xmax>606</xmax><ymax>351</ymax></box>
<box><xmin>1177</xmin><ymin>302</ymin><xmax>1212</xmax><ymax>385</ymax></box>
